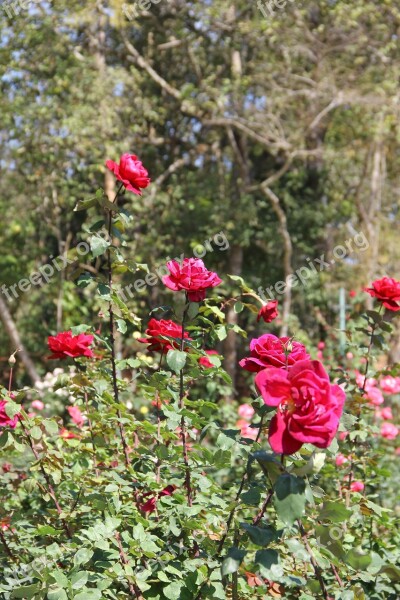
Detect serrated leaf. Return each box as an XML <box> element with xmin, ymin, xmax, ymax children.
<box><xmin>273</xmin><ymin>474</ymin><xmax>306</xmax><ymax>525</ymax></box>
<box><xmin>221</xmin><ymin>548</ymin><xmax>246</xmax><ymax>576</ymax></box>
<box><xmin>90</xmin><ymin>235</ymin><xmax>110</xmax><ymax>258</ymax></box>
<box><xmin>166</xmin><ymin>350</ymin><xmax>187</xmax><ymax>373</ymax></box>
<box><xmin>241</xmin><ymin>523</ymin><xmax>277</xmax><ymax>546</ymax></box>
<box><xmin>319</xmin><ymin>501</ymin><xmax>352</xmax><ymax>523</ymax></box>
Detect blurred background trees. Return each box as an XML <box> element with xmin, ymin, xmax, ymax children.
<box><xmin>1</xmin><ymin>0</ymin><xmax>399</xmax><ymax>388</ymax></box>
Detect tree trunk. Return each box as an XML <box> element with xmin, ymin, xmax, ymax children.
<box><xmin>0</xmin><ymin>295</ymin><xmax>40</xmax><ymax>384</ymax></box>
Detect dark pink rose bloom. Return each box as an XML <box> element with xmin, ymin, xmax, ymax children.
<box><xmin>138</xmin><ymin>318</ymin><xmax>191</xmax><ymax>353</ymax></box>
<box><xmin>139</xmin><ymin>485</ymin><xmax>176</xmax><ymax>513</ymax></box>
<box><xmin>257</xmin><ymin>300</ymin><xmax>278</xmax><ymax>323</ymax></box>
<box><xmin>364</xmin><ymin>277</ymin><xmax>400</xmax><ymax>311</ymax></box>
<box><xmin>162</xmin><ymin>258</ymin><xmax>222</xmax><ymax>302</ymax></box>
<box><xmin>0</xmin><ymin>399</ymin><xmax>19</xmax><ymax>429</ymax></box>
<box><xmin>239</xmin><ymin>334</ymin><xmax>310</xmax><ymax>373</ymax></box>
<box><xmin>106</xmin><ymin>153</ymin><xmax>150</xmax><ymax>195</ymax></box>
<box><xmin>350</xmin><ymin>481</ymin><xmax>364</xmax><ymax>493</ymax></box>
<box><xmin>48</xmin><ymin>331</ymin><xmax>94</xmax><ymax>360</ymax></box>
<box><xmin>255</xmin><ymin>360</ymin><xmax>346</xmax><ymax>455</ymax></box>
<box><xmin>199</xmin><ymin>350</ymin><xmax>219</xmax><ymax>368</ymax></box>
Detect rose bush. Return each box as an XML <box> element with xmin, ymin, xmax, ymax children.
<box><xmin>0</xmin><ymin>156</ymin><xmax>399</xmax><ymax>600</ymax></box>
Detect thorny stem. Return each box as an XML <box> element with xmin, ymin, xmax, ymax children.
<box><xmin>252</xmin><ymin>489</ymin><xmax>274</xmax><ymax>526</ymax></box>
<box><xmin>107</xmin><ymin>182</ymin><xmax>130</xmax><ymax>468</ymax></box>
<box><xmin>20</xmin><ymin>418</ymin><xmax>72</xmax><ymax>539</ymax></box>
<box><xmin>0</xmin><ymin>529</ymin><xmax>14</xmax><ymax>559</ymax></box>
<box><xmin>179</xmin><ymin>299</ymin><xmax>192</xmax><ymax>506</ymax></box>
<box><xmin>84</xmin><ymin>391</ymin><xmax>99</xmax><ymax>476</ymax></box>
<box><xmin>115</xmin><ymin>531</ymin><xmax>143</xmax><ymax>599</ymax></box>
<box><xmin>298</xmin><ymin>520</ymin><xmax>329</xmax><ymax>600</ymax></box>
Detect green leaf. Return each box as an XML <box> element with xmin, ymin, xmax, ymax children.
<box><xmin>221</xmin><ymin>548</ymin><xmax>246</xmax><ymax>576</ymax></box>
<box><xmin>116</xmin><ymin>319</ymin><xmax>127</xmax><ymax>334</ymax></box>
<box><xmin>346</xmin><ymin>549</ymin><xmax>372</xmax><ymax>571</ymax></box>
<box><xmin>5</xmin><ymin>400</ymin><xmax>20</xmax><ymax>419</ymax></box>
<box><xmin>255</xmin><ymin>549</ymin><xmax>282</xmax><ymax>579</ymax></box>
<box><xmin>273</xmin><ymin>474</ymin><xmax>306</xmax><ymax>525</ymax></box>
<box><xmin>73</xmin><ymin>548</ymin><xmax>94</xmax><ymax>566</ymax></box>
<box><xmin>47</xmin><ymin>589</ymin><xmax>68</xmax><ymax>600</ymax></box>
<box><xmin>319</xmin><ymin>501</ymin><xmax>352</xmax><ymax>523</ymax></box>
<box><xmin>71</xmin><ymin>571</ymin><xmax>89</xmax><ymax>589</ymax></box>
<box><xmin>234</xmin><ymin>301</ymin><xmax>244</xmax><ymax>313</ymax></box>
<box><xmin>166</xmin><ymin>350</ymin><xmax>187</xmax><ymax>373</ymax></box>
<box><xmin>241</xmin><ymin>523</ymin><xmax>277</xmax><ymax>546</ymax></box>
<box><xmin>30</xmin><ymin>425</ymin><xmax>42</xmax><ymax>440</ymax></box>
<box><xmin>90</xmin><ymin>235</ymin><xmax>110</xmax><ymax>258</ymax></box>
<box><xmin>163</xmin><ymin>581</ymin><xmax>184</xmax><ymax>600</ymax></box>
<box><xmin>11</xmin><ymin>584</ymin><xmax>41</xmax><ymax>599</ymax></box>
<box><xmin>73</xmin><ymin>592</ymin><xmax>102</xmax><ymax>600</ymax></box>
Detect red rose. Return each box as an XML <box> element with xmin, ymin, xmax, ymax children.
<box><xmin>198</xmin><ymin>350</ymin><xmax>219</xmax><ymax>368</ymax></box>
<box><xmin>364</xmin><ymin>277</ymin><xmax>400</xmax><ymax>311</ymax></box>
<box><xmin>138</xmin><ymin>318</ymin><xmax>191</xmax><ymax>353</ymax></box>
<box><xmin>0</xmin><ymin>399</ymin><xmax>19</xmax><ymax>429</ymax></box>
<box><xmin>239</xmin><ymin>334</ymin><xmax>310</xmax><ymax>373</ymax></box>
<box><xmin>255</xmin><ymin>360</ymin><xmax>345</xmax><ymax>454</ymax></box>
<box><xmin>257</xmin><ymin>300</ymin><xmax>278</xmax><ymax>323</ymax></box>
<box><xmin>48</xmin><ymin>331</ymin><xmax>94</xmax><ymax>360</ymax></box>
<box><xmin>162</xmin><ymin>258</ymin><xmax>222</xmax><ymax>302</ymax></box>
<box><xmin>106</xmin><ymin>153</ymin><xmax>150</xmax><ymax>195</ymax></box>
<box><xmin>139</xmin><ymin>485</ymin><xmax>176</xmax><ymax>513</ymax></box>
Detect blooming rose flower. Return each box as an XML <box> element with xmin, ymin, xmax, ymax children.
<box><xmin>138</xmin><ymin>318</ymin><xmax>191</xmax><ymax>353</ymax></box>
<box><xmin>355</xmin><ymin>371</ymin><xmax>376</xmax><ymax>392</ymax></box>
<box><xmin>381</xmin><ymin>422</ymin><xmax>399</xmax><ymax>440</ymax></box>
<box><xmin>367</xmin><ymin>387</ymin><xmax>384</xmax><ymax>406</ymax></box>
<box><xmin>380</xmin><ymin>376</ymin><xmax>400</xmax><ymax>395</ymax></box>
<box><xmin>335</xmin><ymin>453</ymin><xmax>349</xmax><ymax>467</ymax></box>
<box><xmin>238</xmin><ymin>403</ymin><xmax>255</xmax><ymax>420</ymax></box>
<box><xmin>106</xmin><ymin>153</ymin><xmax>150</xmax><ymax>195</ymax></box>
<box><xmin>67</xmin><ymin>406</ymin><xmax>85</xmax><ymax>427</ymax></box>
<box><xmin>0</xmin><ymin>399</ymin><xmax>19</xmax><ymax>429</ymax></box>
<box><xmin>139</xmin><ymin>485</ymin><xmax>176</xmax><ymax>513</ymax></box>
<box><xmin>350</xmin><ymin>481</ymin><xmax>364</xmax><ymax>493</ymax></box>
<box><xmin>48</xmin><ymin>331</ymin><xmax>94</xmax><ymax>360</ymax></box>
<box><xmin>255</xmin><ymin>360</ymin><xmax>346</xmax><ymax>454</ymax></box>
<box><xmin>257</xmin><ymin>300</ymin><xmax>278</xmax><ymax>323</ymax></box>
<box><xmin>364</xmin><ymin>277</ymin><xmax>400</xmax><ymax>311</ymax></box>
<box><xmin>237</xmin><ymin>419</ymin><xmax>258</xmax><ymax>441</ymax></box>
<box><xmin>31</xmin><ymin>400</ymin><xmax>44</xmax><ymax>411</ymax></box>
<box><xmin>380</xmin><ymin>407</ymin><xmax>393</xmax><ymax>420</ymax></box>
<box><xmin>239</xmin><ymin>334</ymin><xmax>310</xmax><ymax>373</ymax></box>
<box><xmin>198</xmin><ymin>350</ymin><xmax>219</xmax><ymax>368</ymax></box>
<box><xmin>162</xmin><ymin>258</ymin><xmax>222</xmax><ymax>302</ymax></box>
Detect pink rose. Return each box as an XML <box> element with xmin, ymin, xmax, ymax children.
<box><xmin>364</xmin><ymin>276</ymin><xmax>400</xmax><ymax>311</ymax></box>
<box><xmin>31</xmin><ymin>400</ymin><xmax>44</xmax><ymax>411</ymax></box>
<box><xmin>380</xmin><ymin>376</ymin><xmax>400</xmax><ymax>395</ymax></box>
<box><xmin>255</xmin><ymin>360</ymin><xmax>346</xmax><ymax>454</ymax></box>
<box><xmin>256</xmin><ymin>300</ymin><xmax>278</xmax><ymax>324</ymax></box>
<box><xmin>237</xmin><ymin>419</ymin><xmax>258</xmax><ymax>441</ymax></box>
<box><xmin>380</xmin><ymin>407</ymin><xmax>393</xmax><ymax>420</ymax></box>
<box><xmin>0</xmin><ymin>399</ymin><xmax>19</xmax><ymax>429</ymax></box>
<box><xmin>335</xmin><ymin>453</ymin><xmax>348</xmax><ymax>467</ymax></box>
<box><xmin>198</xmin><ymin>350</ymin><xmax>219</xmax><ymax>369</ymax></box>
<box><xmin>106</xmin><ymin>153</ymin><xmax>150</xmax><ymax>195</ymax></box>
<box><xmin>317</xmin><ymin>341</ymin><xmax>325</xmax><ymax>350</ymax></box>
<box><xmin>367</xmin><ymin>387</ymin><xmax>384</xmax><ymax>406</ymax></box>
<box><xmin>48</xmin><ymin>331</ymin><xmax>94</xmax><ymax>360</ymax></box>
<box><xmin>355</xmin><ymin>371</ymin><xmax>376</xmax><ymax>392</ymax></box>
<box><xmin>381</xmin><ymin>422</ymin><xmax>399</xmax><ymax>440</ymax></box>
<box><xmin>162</xmin><ymin>258</ymin><xmax>222</xmax><ymax>302</ymax></box>
<box><xmin>350</xmin><ymin>481</ymin><xmax>364</xmax><ymax>493</ymax></box>
<box><xmin>238</xmin><ymin>403</ymin><xmax>255</xmax><ymax>420</ymax></box>
<box><xmin>67</xmin><ymin>406</ymin><xmax>85</xmax><ymax>427</ymax></box>
<box><xmin>239</xmin><ymin>334</ymin><xmax>310</xmax><ymax>373</ymax></box>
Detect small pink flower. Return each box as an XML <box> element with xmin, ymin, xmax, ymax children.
<box><xmin>367</xmin><ymin>387</ymin><xmax>384</xmax><ymax>406</ymax></box>
<box><xmin>236</xmin><ymin>419</ymin><xmax>258</xmax><ymax>441</ymax></box>
<box><xmin>346</xmin><ymin>352</ymin><xmax>354</xmax><ymax>360</ymax></box>
<box><xmin>339</xmin><ymin>430</ymin><xmax>349</xmax><ymax>441</ymax></box>
<box><xmin>31</xmin><ymin>400</ymin><xmax>44</xmax><ymax>411</ymax></box>
<box><xmin>350</xmin><ymin>481</ymin><xmax>364</xmax><ymax>492</ymax></box>
<box><xmin>67</xmin><ymin>406</ymin><xmax>85</xmax><ymax>427</ymax></box>
<box><xmin>380</xmin><ymin>407</ymin><xmax>393</xmax><ymax>420</ymax></box>
<box><xmin>349</xmin><ymin>290</ymin><xmax>357</xmax><ymax>298</ymax></box>
<box><xmin>355</xmin><ymin>371</ymin><xmax>377</xmax><ymax>391</ymax></box>
<box><xmin>335</xmin><ymin>453</ymin><xmax>349</xmax><ymax>467</ymax></box>
<box><xmin>238</xmin><ymin>403</ymin><xmax>255</xmax><ymax>420</ymax></box>
<box><xmin>317</xmin><ymin>341</ymin><xmax>325</xmax><ymax>350</ymax></box>
<box><xmin>380</xmin><ymin>376</ymin><xmax>400</xmax><ymax>395</ymax></box>
<box><xmin>381</xmin><ymin>422</ymin><xmax>399</xmax><ymax>440</ymax></box>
